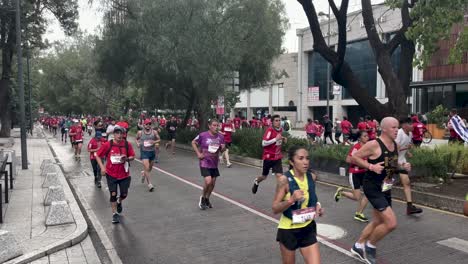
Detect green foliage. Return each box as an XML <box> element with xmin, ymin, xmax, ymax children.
<box><xmin>159</xmin><ymin>128</ymin><xmax>200</xmax><ymax>145</ymax></box>
<box><xmin>231</xmin><ymin>128</ymin><xmax>264</xmax><ymax>158</ymax></box>
<box><xmin>426</xmin><ymin>105</ymin><xmax>449</xmax><ymax>128</ymax></box>
<box><xmin>309</xmin><ymin>145</ymin><xmax>351</xmax><ymax>162</ymax></box>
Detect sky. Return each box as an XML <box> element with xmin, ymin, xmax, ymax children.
<box><xmin>45</xmin><ymin>0</ymin><xmax>380</xmax><ymax>53</ymax></box>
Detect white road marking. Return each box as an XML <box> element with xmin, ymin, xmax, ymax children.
<box><xmin>437</xmin><ymin>237</ymin><xmax>468</xmax><ymax>254</ymax></box>
<box><xmin>135</xmin><ymin>159</ymin><xmax>355</xmax><ymax>259</ymax></box>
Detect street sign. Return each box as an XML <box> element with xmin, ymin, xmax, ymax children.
<box><xmin>307</xmin><ymin>86</ymin><xmax>319</xmax><ymax>102</ymax></box>
<box><xmin>216</xmin><ymin>96</ymin><xmax>225</xmax><ymax>115</ymax></box>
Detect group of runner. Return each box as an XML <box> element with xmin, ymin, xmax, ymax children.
<box><xmin>43</xmin><ymin>112</ymin><xmax>465</xmax><ymax>264</ymax></box>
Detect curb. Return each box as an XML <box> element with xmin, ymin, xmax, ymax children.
<box><xmin>170</xmin><ymin>142</ymin><xmax>467</xmax><ymax>215</ymax></box>
<box><xmin>5</xmin><ymin>136</ymin><xmax>88</xmax><ymax>264</ymax></box>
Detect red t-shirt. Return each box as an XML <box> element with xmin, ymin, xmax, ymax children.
<box><xmin>262</xmin><ymin>127</ymin><xmax>283</xmax><ymax>160</ymax></box>
<box><xmin>70</xmin><ymin>125</ymin><xmax>83</xmax><ymax>141</ymax></box>
<box><xmin>316</xmin><ymin>125</ymin><xmax>324</xmax><ymax>136</ymax></box>
<box><xmin>221</xmin><ymin>123</ymin><xmax>234</xmax><ymax>143</ymax></box>
<box><xmin>88</xmin><ymin>138</ymin><xmax>107</xmax><ymax>160</ymax></box>
<box><xmin>160</xmin><ymin>119</ymin><xmax>166</xmax><ymax>127</ymax></box>
<box><xmin>348</xmin><ymin>143</ymin><xmax>367</xmax><ymax>174</ymax></box>
<box><xmin>412</xmin><ymin>122</ymin><xmax>425</xmax><ymax>141</ymax></box>
<box><xmin>97</xmin><ymin>140</ymin><xmax>135</xmax><ymax>179</ymax></box>
<box><xmin>233</xmin><ymin>118</ymin><xmax>241</xmax><ymax>129</ymax></box>
<box><xmin>341</xmin><ymin>120</ymin><xmax>352</xmax><ymax>134</ymax></box>
<box><xmin>357</xmin><ymin>122</ymin><xmax>368</xmax><ymax>131</ymax></box>
<box><xmin>305</xmin><ymin>123</ymin><xmax>317</xmax><ymax>134</ymax></box>
<box><xmin>367</xmin><ymin>121</ymin><xmax>377</xmax><ymax>140</ymax></box>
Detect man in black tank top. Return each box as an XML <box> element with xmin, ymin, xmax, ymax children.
<box><xmin>348</xmin><ymin>117</ymin><xmax>411</xmax><ymax>264</ymax></box>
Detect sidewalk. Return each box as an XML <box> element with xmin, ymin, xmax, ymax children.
<box><xmin>0</xmin><ymin>127</ymin><xmax>100</xmax><ymax>264</ymax></box>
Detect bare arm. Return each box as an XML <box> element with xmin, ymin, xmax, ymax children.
<box><xmin>351</xmin><ymin>140</ymin><xmax>381</xmax><ymax>171</ymax></box>
<box><xmin>96</xmin><ymin>155</ymin><xmax>105</xmax><ymax>175</ymax></box>
<box><xmin>135</xmin><ymin>131</ymin><xmax>141</xmax><ymax>147</ymax></box>
<box><xmin>272</xmin><ymin>176</ymin><xmax>294</xmax><ymax>214</ymax></box>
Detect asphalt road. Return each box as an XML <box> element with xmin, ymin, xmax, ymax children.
<box><xmin>46</xmin><ymin>132</ymin><xmax>468</xmax><ymax>264</ymax></box>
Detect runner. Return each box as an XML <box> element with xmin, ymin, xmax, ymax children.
<box><xmin>357</xmin><ymin>117</ymin><xmax>368</xmax><ymax>132</ymax></box>
<box><xmin>396</xmin><ymin>117</ymin><xmax>423</xmax><ymax>215</ymax></box>
<box><xmin>334</xmin><ymin>131</ymin><xmax>370</xmax><ymax>222</ymax></box>
<box><xmin>341</xmin><ymin>117</ymin><xmax>353</xmax><ymax>145</ymax></box>
<box><xmin>69</xmin><ymin>119</ymin><xmax>84</xmax><ymax>161</ymax></box>
<box><xmin>60</xmin><ymin>118</ymin><xmax>68</xmax><ymax>143</ymax></box>
<box><xmin>88</xmin><ymin>131</ymin><xmax>106</xmax><ymax>188</ymax></box>
<box><xmin>411</xmin><ymin>115</ymin><xmax>425</xmax><ymax>147</ymax></box>
<box><xmin>334</xmin><ymin>118</ymin><xmax>342</xmax><ymax>144</ymax></box>
<box><xmin>191</xmin><ymin>118</ymin><xmax>225</xmax><ymax>210</ymax></box>
<box><xmin>350</xmin><ymin>117</ymin><xmax>409</xmax><ymax>264</ymax></box>
<box><xmin>366</xmin><ymin>115</ymin><xmax>377</xmax><ymax>140</ymax></box>
<box><xmin>233</xmin><ymin>115</ymin><xmax>241</xmax><ymax>130</ymax></box>
<box><xmin>305</xmin><ymin>118</ymin><xmax>317</xmax><ymax>145</ymax></box>
<box><xmin>96</xmin><ymin>126</ymin><xmax>135</xmax><ymax>224</ymax></box>
<box><xmin>165</xmin><ymin>115</ymin><xmax>178</xmax><ymax>155</ymax></box>
<box><xmin>136</xmin><ymin>119</ymin><xmax>160</xmax><ymax>192</ymax></box>
<box><xmin>272</xmin><ymin>146</ymin><xmax>324</xmax><ymax>264</ymax></box>
<box><xmin>252</xmin><ymin>114</ymin><xmax>286</xmax><ymax>194</ymax></box>
<box><xmin>219</xmin><ymin>117</ymin><xmax>235</xmax><ymax>168</ymax></box>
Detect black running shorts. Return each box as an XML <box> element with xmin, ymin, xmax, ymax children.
<box><xmin>106</xmin><ymin>175</ymin><xmax>131</xmax><ymax>196</ymax></box>
<box><xmin>276</xmin><ymin>221</ymin><xmax>317</xmax><ymax>250</ymax></box>
<box><xmin>349</xmin><ymin>172</ymin><xmax>365</xmax><ymax>190</ymax></box>
<box><xmin>262</xmin><ymin>159</ymin><xmax>283</xmax><ymax>177</ymax></box>
<box><xmin>363</xmin><ymin>179</ymin><xmax>392</xmax><ymax>211</ymax></box>
<box><xmin>200</xmin><ymin>167</ymin><xmax>220</xmax><ymax>178</ymax></box>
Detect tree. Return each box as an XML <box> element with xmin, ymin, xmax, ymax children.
<box><xmin>297</xmin><ymin>0</ymin><xmax>467</xmax><ymax>119</ymax></box>
<box><xmin>0</xmin><ymin>0</ymin><xmax>78</xmax><ymax>137</ymax></box>
<box><xmin>96</xmin><ymin>0</ymin><xmax>287</xmax><ymax>127</ymax></box>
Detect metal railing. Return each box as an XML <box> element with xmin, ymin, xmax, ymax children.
<box><xmin>0</xmin><ymin>154</ymin><xmax>14</xmax><ymax>224</ymax></box>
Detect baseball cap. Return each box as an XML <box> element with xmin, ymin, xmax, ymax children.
<box><xmin>113</xmin><ymin>126</ymin><xmax>125</xmax><ymax>133</ymax></box>
<box><xmin>144</xmin><ymin>119</ymin><xmax>152</xmax><ymax>125</ymax></box>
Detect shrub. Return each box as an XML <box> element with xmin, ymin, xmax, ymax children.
<box><xmin>231</xmin><ymin>128</ymin><xmax>264</xmax><ymax>158</ymax></box>
<box><xmin>159</xmin><ymin>128</ymin><xmax>200</xmax><ymax>145</ymax></box>
<box><xmin>426</xmin><ymin>104</ymin><xmax>449</xmax><ymax>128</ymax></box>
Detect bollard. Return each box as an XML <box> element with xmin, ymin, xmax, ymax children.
<box><xmin>0</xmin><ymin>183</ymin><xmax>2</xmax><ymax>223</ymax></box>
<box><xmin>2</xmin><ymin>171</ymin><xmax>7</xmax><ymax>204</ymax></box>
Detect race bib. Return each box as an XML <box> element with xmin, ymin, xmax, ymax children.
<box><xmin>102</xmin><ymin>133</ymin><xmax>107</xmax><ymax>137</ymax></box>
<box><xmin>110</xmin><ymin>155</ymin><xmax>124</xmax><ymax>165</ymax></box>
<box><xmin>208</xmin><ymin>144</ymin><xmax>220</xmax><ymax>153</ymax></box>
<box><xmin>65</xmin><ymin>128</ymin><xmax>69</xmax><ymax>132</ymax></box>
<box><xmin>75</xmin><ymin>139</ymin><xmax>83</xmax><ymax>143</ymax></box>
<box><xmin>292</xmin><ymin>207</ymin><xmax>316</xmax><ymax>224</ymax></box>
<box><xmin>87</xmin><ymin>126</ymin><xmax>92</xmax><ymax>130</ymax></box>
<box><xmin>381</xmin><ymin>177</ymin><xmax>395</xmax><ymax>192</ymax></box>
<box><xmin>143</xmin><ymin>140</ymin><xmax>153</xmax><ymax>147</ymax></box>
<box><xmin>224</xmin><ymin>127</ymin><xmax>232</xmax><ymax>132</ymax></box>
<box><xmin>170</xmin><ymin>126</ymin><xmax>176</xmax><ymax>131</ymax></box>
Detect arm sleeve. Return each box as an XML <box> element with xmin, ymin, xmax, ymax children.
<box><xmin>262</xmin><ymin>138</ymin><xmax>277</xmax><ymax>147</ymax></box>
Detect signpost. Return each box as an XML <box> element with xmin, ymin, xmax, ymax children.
<box><xmin>307</xmin><ymin>86</ymin><xmax>319</xmax><ymax>103</ymax></box>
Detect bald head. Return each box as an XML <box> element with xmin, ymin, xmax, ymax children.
<box><xmin>380</xmin><ymin>117</ymin><xmax>399</xmax><ymax>140</ymax></box>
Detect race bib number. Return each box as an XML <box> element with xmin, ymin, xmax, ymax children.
<box><xmin>75</xmin><ymin>139</ymin><xmax>83</xmax><ymax>143</ymax></box>
<box><xmin>87</xmin><ymin>126</ymin><xmax>92</xmax><ymax>130</ymax></box>
<box><xmin>381</xmin><ymin>177</ymin><xmax>395</xmax><ymax>192</ymax></box>
<box><xmin>170</xmin><ymin>126</ymin><xmax>176</xmax><ymax>131</ymax></box>
<box><xmin>110</xmin><ymin>155</ymin><xmax>124</xmax><ymax>165</ymax></box>
<box><xmin>102</xmin><ymin>133</ymin><xmax>107</xmax><ymax>137</ymax></box>
<box><xmin>143</xmin><ymin>140</ymin><xmax>153</xmax><ymax>147</ymax></box>
<box><xmin>208</xmin><ymin>144</ymin><xmax>220</xmax><ymax>153</ymax></box>
<box><xmin>292</xmin><ymin>207</ymin><xmax>316</xmax><ymax>224</ymax></box>
<box><xmin>224</xmin><ymin>127</ymin><xmax>232</xmax><ymax>132</ymax></box>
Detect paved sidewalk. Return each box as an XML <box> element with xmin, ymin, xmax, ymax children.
<box><xmin>0</xmin><ymin>127</ymin><xmax>100</xmax><ymax>264</ymax></box>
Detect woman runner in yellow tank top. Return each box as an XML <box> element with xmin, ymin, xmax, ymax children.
<box><xmin>272</xmin><ymin>146</ymin><xmax>324</xmax><ymax>264</ymax></box>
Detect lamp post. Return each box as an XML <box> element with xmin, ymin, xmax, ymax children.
<box><xmin>16</xmin><ymin>0</ymin><xmax>28</xmax><ymax>169</ymax></box>
<box><xmin>319</xmin><ymin>6</ymin><xmax>331</xmax><ymax>117</ymax></box>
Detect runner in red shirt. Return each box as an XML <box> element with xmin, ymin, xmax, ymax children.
<box><xmin>334</xmin><ymin>131</ymin><xmax>370</xmax><ymax>222</ymax></box>
<box><xmin>219</xmin><ymin>118</ymin><xmax>235</xmax><ymax>168</ymax></box>
<box><xmin>341</xmin><ymin>117</ymin><xmax>353</xmax><ymax>145</ymax></box>
<box><xmin>252</xmin><ymin>114</ymin><xmax>286</xmax><ymax>194</ymax></box>
<box><xmin>366</xmin><ymin>116</ymin><xmax>377</xmax><ymax>140</ymax></box>
<box><xmin>411</xmin><ymin>115</ymin><xmax>425</xmax><ymax>147</ymax></box>
<box><xmin>69</xmin><ymin>119</ymin><xmax>84</xmax><ymax>161</ymax></box>
<box><xmin>96</xmin><ymin>126</ymin><xmax>135</xmax><ymax>224</ymax></box>
<box><xmin>305</xmin><ymin>118</ymin><xmax>317</xmax><ymax>144</ymax></box>
<box><xmin>233</xmin><ymin>115</ymin><xmax>241</xmax><ymax>129</ymax></box>
<box><xmin>88</xmin><ymin>131</ymin><xmax>107</xmax><ymax>188</ymax></box>
<box><xmin>357</xmin><ymin>117</ymin><xmax>368</xmax><ymax>132</ymax></box>
<box><xmin>315</xmin><ymin>120</ymin><xmax>324</xmax><ymax>143</ymax></box>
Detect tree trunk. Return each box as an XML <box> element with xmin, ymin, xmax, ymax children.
<box><xmin>0</xmin><ymin>79</ymin><xmax>12</xmax><ymax>137</ymax></box>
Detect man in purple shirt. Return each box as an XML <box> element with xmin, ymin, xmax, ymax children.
<box><xmin>192</xmin><ymin>118</ymin><xmax>225</xmax><ymax>210</ymax></box>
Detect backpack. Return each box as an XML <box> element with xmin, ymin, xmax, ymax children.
<box><xmin>283</xmin><ymin>121</ymin><xmax>290</xmax><ymax>131</ymax></box>
<box><xmin>105</xmin><ymin>140</ymin><xmax>129</xmax><ymax>159</ymax></box>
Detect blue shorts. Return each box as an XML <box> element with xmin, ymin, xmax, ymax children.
<box><xmin>141</xmin><ymin>150</ymin><xmax>156</xmax><ymax>161</ymax></box>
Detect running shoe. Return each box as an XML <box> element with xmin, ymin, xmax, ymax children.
<box><xmin>141</xmin><ymin>171</ymin><xmax>145</xmax><ymax>183</ymax></box>
<box><xmin>364</xmin><ymin>245</ymin><xmax>377</xmax><ymax>264</ymax></box>
<box><xmin>350</xmin><ymin>244</ymin><xmax>365</xmax><ymax>262</ymax></box>
<box><xmin>354</xmin><ymin>212</ymin><xmax>369</xmax><ymax>223</ymax></box>
<box><xmin>112</xmin><ymin>213</ymin><xmax>120</xmax><ymax>224</ymax></box>
<box><xmin>334</xmin><ymin>187</ymin><xmax>344</xmax><ymax>202</ymax></box>
<box><xmin>251</xmin><ymin>179</ymin><xmax>259</xmax><ymax>194</ymax></box>
<box><xmin>226</xmin><ymin>163</ymin><xmax>232</xmax><ymax>168</ymax></box>
<box><xmin>206</xmin><ymin>198</ymin><xmax>213</xmax><ymax>208</ymax></box>
<box><xmin>407</xmin><ymin>204</ymin><xmax>423</xmax><ymax>215</ymax></box>
<box><xmin>148</xmin><ymin>183</ymin><xmax>155</xmax><ymax>192</ymax></box>
<box><xmin>198</xmin><ymin>196</ymin><xmax>207</xmax><ymax>210</ymax></box>
<box><xmin>96</xmin><ymin>181</ymin><xmax>102</xmax><ymax>188</ymax></box>
<box><xmin>165</xmin><ymin>143</ymin><xmax>169</xmax><ymax>150</ymax></box>
<box><xmin>117</xmin><ymin>201</ymin><xmax>123</xmax><ymax>214</ymax></box>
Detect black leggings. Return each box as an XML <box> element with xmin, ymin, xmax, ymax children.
<box><xmin>90</xmin><ymin>159</ymin><xmax>102</xmax><ymax>182</ymax></box>
<box><xmin>324</xmin><ymin>132</ymin><xmax>335</xmax><ymax>144</ymax></box>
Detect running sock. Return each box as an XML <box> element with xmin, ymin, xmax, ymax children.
<box><xmin>354</xmin><ymin>242</ymin><xmax>364</xmax><ymax>249</ymax></box>
<box><xmin>366</xmin><ymin>241</ymin><xmax>376</xmax><ymax>249</ymax></box>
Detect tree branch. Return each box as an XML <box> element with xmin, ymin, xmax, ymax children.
<box><xmin>361</xmin><ymin>0</ymin><xmax>383</xmax><ymax>51</ymax></box>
